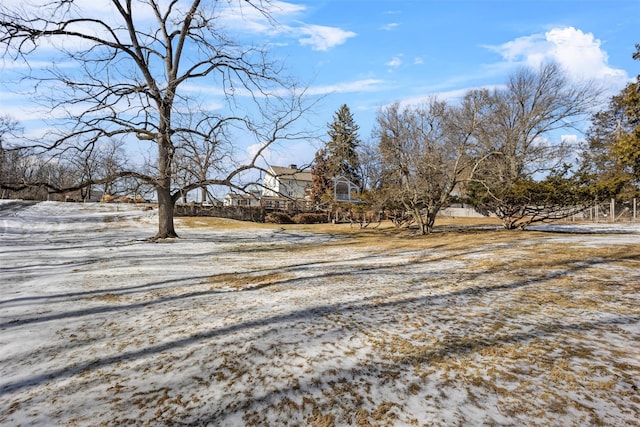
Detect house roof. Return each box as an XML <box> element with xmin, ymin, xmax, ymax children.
<box><xmin>332</xmin><ymin>175</ymin><xmax>358</xmax><ymax>186</ymax></box>
<box><xmin>224</xmin><ymin>193</ymin><xmax>258</xmax><ymax>200</ymax></box>
<box><xmin>268</xmin><ymin>165</ymin><xmax>313</xmax><ymax>183</ymax></box>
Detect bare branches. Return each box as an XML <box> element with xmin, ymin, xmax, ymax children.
<box><xmin>368</xmin><ymin>64</ymin><xmax>601</xmax><ymax>233</ymax></box>
<box><xmin>1</xmin><ymin>0</ymin><xmax>309</xmax><ymax>237</ymax></box>
<box><xmin>374</xmin><ymin>98</ymin><xmax>476</xmax><ymax>234</ymax></box>
<box><xmin>465</xmin><ymin>63</ymin><xmax>602</xmax><ymax>229</ymax></box>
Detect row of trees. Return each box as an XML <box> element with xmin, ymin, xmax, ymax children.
<box><xmin>0</xmin><ymin>128</ymin><xmax>140</xmax><ymax>201</ymax></box>
<box><xmin>312</xmin><ymin>53</ymin><xmax>639</xmax><ymax>234</ymax></box>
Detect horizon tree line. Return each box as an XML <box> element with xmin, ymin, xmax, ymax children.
<box><xmin>311</xmin><ymin>51</ymin><xmax>639</xmax><ymax>233</ymax></box>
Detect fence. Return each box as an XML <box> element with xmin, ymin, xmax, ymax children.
<box><xmin>175</xmin><ymin>204</ymin><xmax>266</xmax><ymax>222</ymax></box>
<box><xmin>583</xmin><ymin>198</ymin><xmax>638</xmax><ymax>223</ymax></box>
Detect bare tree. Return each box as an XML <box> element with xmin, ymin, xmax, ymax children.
<box><xmin>356</xmin><ymin>141</ymin><xmax>383</xmax><ymax>193</ymax></box>
<box><xmin>374</xmin><ymin>97</ymin><xmax>482</xmax><ymax>235</ymax></box>
<box><xmin>172</xmin><ymin>118</ymin><xmax>229</xmax><ymax>204</ymax></box>
<box><xmin>62</xmin><ymin>139</ymin><xmax>129</xmax><ymax>201</ymax></box>
<box><xmin>0</xmin><ymin>116</ymin><xmax>20</xmax><ymax>194</ymax></box>
<box><xmin>0</xmin><ymin>0</ymin><xmax>309</xmax><ymax>238</ymax></box>
<box><xmin>466</xmin><ymin>63</ymin><xmax>600</xmax><ymax>229</ymax></box>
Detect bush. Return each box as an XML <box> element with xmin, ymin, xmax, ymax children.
<box><xmin>265</xmin><ymin>212</ymin><xmax>294</xmax><ymax>224</ymax></box>
<box><xmin>293</xmin><ymin>213</ymin><xmax>328</xmax><ymax>224</ymax></box>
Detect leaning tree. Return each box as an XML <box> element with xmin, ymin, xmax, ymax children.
<box><xmin>0</xmin><ymin>0</ymin><xmax>309</xmax><ymax>238</ymax></box>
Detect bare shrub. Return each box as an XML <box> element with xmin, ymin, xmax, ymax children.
<box><xmin>265</xmin><ymin>212</ymin><xmax>294</xmax><ymax>224</ymax></box>
<box><xmin>293</xmin><ymin>213</ymin><xmax>328</xmax><ymax>224</ymax></box>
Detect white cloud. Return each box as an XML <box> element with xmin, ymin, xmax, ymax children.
<box><xmin>486</xmin><ymin>26</ymin><xmax>629</xmax><ymax>90</ymax></box>
<box><xmin>217</xmin><ymin>2</ymin><xmax>355</xmax><ymax>51</ymax></box>
<box><xmin>386</xmin><ymin>55</ymin><xmax>403</xmax><ymax>68</ymax></box>
<box><xmin>217</xmin><ymin>0</ymin><xmax>357</xmax><ymax>52</ymax></box>
<box><xmin>561</xmin><ymin>134</ymin><xmax>579</xmax><ymax>145</ymax></box>
<box><xmin>545</xmin><ymin>28</ymin><xmax>626</xmax><ymax>82</ymax></box>
<box><xmin>1</xmin><ymin>59</ymin><xmax>76</xmax><ymax>70</ymax></box>
<box><xmin>298</xmin><ymin>25</ymin><xmax>357</xmax><ymax>51</ymax></box>
<box><xmin>306</xmin><ymin>79</ymin><xmax>384</xmax><ymax>96</ymax></box>
<box><xmin>219</xmin><ymin>0</ymin><xmax>306</xmax><ymax>34</ymax></box>
<box><xmin>414</xmin><ymin>57</ymin><xmax>424</xmax><ymax>65</ymax></box>
<box><xmin>5</xmin><ymin>1</ymin><xmax>351</xmax><ymax>54</ymax></box>
<box><xmin>397</xmin><ymin>84</ymin><xmax>500</xmax><ymax>108</ymax></box>
<box><xmin>243</xmin><ymin>139</ymin><xmax>314</xmax><ymax>172</ymax></box>
<box><xmin>381</xmin><ymin>23</ymin><xmax>399</xmax><ymax>31</ymax></box>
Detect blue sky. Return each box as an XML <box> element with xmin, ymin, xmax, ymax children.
<box><xmin>242</xmin><ymin>0</ymin><xmax>638</xmax><ymax>168</ymax></box>
<box><xmin>1</xmin><ymin>0</ymin><xmax>639</xmax><ymax>171</ymax></box>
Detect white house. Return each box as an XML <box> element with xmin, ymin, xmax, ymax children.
<box><xmin>223</xmin><ymin>186</ymin><xmax>262</xmax><ymax>207</ymax></box>
<box><xmin>223</xmin><ymin>164</ymin><xmax>361</xmax><ymax>210</ymax></box>
<box><xmin>261</xmin><ymin>164</ymin><xmax>313</xmax><ymax>200</ymax></box>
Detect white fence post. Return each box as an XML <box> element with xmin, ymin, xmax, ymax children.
<box><xmin>611</xmin><ymin>198</ymin><xmax>615</xmax><ymax>223</ymax></box>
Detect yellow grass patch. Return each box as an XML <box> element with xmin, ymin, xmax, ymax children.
<box><xmin>207</xmin><ymin>272</ymin><xmax>294</xmax><ymax>289</ymax></box>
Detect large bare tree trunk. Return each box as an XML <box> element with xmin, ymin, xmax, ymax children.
<box><xmin>156</xmin><ymin>136</ymin><xmax>177</xmax><ymax>239</ymax></box>
<box><xmin>409</xmin><ymin>206</ymin><xmax>428</xmax><ymax>236</ymax></box>
<box><xmin>424</xmin><ymin>210</ymin><xmax>437</xmax><ymax>234</ymax></box>
<box><xmin>156</xmin><ymin>184</ymin><xmax>177</xmax><ymax>239</ymax></box>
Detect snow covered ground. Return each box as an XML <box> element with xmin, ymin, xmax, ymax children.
<box><xmin>1</xmin><ymin>201</ymin><xmax>639</xmax><ymax>426</ymax></box>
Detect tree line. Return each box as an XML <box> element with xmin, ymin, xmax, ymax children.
<box><xmin>312</xmin><ymin>51</ymin><xmax>640</xmax><ymax>234</ymax></box>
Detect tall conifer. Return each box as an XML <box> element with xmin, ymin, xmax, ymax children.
<box><xmin>325</xmin><ymin>104</ymin><xmax>362</xmax><ymax>187</ymax></box>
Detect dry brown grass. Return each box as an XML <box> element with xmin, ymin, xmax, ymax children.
<box><xmin>89</xmin><ymin>293</ymin><xmax>126</xmax><ymax>303</ymax></box>
<box><xmin>177</xmin><ymin>215</ymin><xmax>501</xmax><ymax>238</ymax></box>
<box><xmin>207</xmin><ymin>272</ymin><xmax>294</xmax><ymax>289</ymax></box>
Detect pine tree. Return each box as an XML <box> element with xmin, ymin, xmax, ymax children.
<box><xmin>325</xmin><ymin>104</ymin><xmax>362</xmax><ymax>188</ymax></box>
<box><xmin>611</xmin><ymin>44</ymin><xmax>640</xmax><ymax>182</ymax></box>
<box><xmin>580</xmin><ymin>44</ymin><xmax>640</xmax><ymax>197</ymax></box>
<box><xmin>310</xmin><ymin>149</ymin><xmax>331</xmax><ymax>206</ymax></box>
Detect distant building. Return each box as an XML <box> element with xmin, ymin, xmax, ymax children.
<box><xmin>332</xmin><ymin>176</ymin><xmax>360</xmax><ymax>203</ymax></box>
<box><xmin>223</xmin><ymin>186</ymin><xmax>262</xmax><ymax>207</ymax></box>
<box><xmin>222</xmin><ymin>163</ymin><xmax>360</xmax><ymax>211</ymax></box>
<box><xmin>261</xmin><ymin>164</ymin><xmax>313</xmax><ymax>200</ymax></box>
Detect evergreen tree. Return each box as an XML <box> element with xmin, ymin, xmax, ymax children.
<box><xmin>310</xmin><ymin>149</ymin><xmax>331</xmax><ymax>207</ymax></box>
<box><xmin>325</xmin><ymin>104</ymin><xmax>362</xmax><ymax>187</ymax></box>
<box><xmin>612</xmin><ymin>81</ymin><xmax>640</xmax><ymax>182</ymax></box>
<box><xmin>584</xmin><ymin>43</ymin><xmax>640</xmax><ymax>187</ymax></box>
<box><xmin>581</xmin><ymin>89</ymin><xmax>635</xmax><ymax>196</ymax></box>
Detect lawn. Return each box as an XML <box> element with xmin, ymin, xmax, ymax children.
<box><xmin>1</xmin><ymin>201</ymin><xmax>639</xmax><ymax>426</ymax></box>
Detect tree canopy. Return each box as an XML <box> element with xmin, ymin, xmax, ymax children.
<box><xmin>465</xmin><ymin>63</ymin><xmax>600</xmax><ymax>229</ymax></box>
<box><xmin>580</xmin><ymin>42</ymin><xmax>640</xmax><ymax>198</ymax></box>
<box><xmin>368</xmin><ymin>63</ymin><xmax>603</xmax><ymax>232</ymax></box>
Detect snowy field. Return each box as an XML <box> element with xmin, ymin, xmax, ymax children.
<box><xmin>1</xmin><ymin>201</ymin><xmax>639</xmax><ymax>426</ymax></box>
